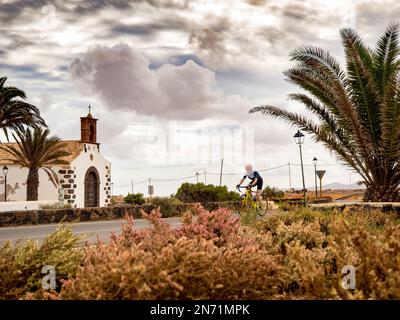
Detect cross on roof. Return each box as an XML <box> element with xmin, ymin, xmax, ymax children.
<box><xmin>88</xmin><ymin>105</ymin><xmax>92</xmax><ymax>114</ymax></box>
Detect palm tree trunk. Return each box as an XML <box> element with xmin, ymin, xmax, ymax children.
<box><xmin>26</xmin><ymin>168</ymin><xmax>39</xmax><ymax>201</ymax></box>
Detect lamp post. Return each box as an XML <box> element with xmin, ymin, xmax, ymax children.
<box><xmin>196</xmin><ymin>172</ymin><xmax>199</xmax><ymax>184</ymax></box>
<box><xmin>294</xmin><ymin>130</ymin><xmax>306</xmax><ymax>205</ymax></box>
<box><xmin>312</xmin><ymin>157</ymin><xmax>318</xmax><ymax>199</ymax></box>
<box><xmin>3</xmin><ymin>165</ymin><xmax>8</xmax><ymax>202</ymax></box>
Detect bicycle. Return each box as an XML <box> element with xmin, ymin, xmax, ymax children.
<box><xmin>235</xmin><ymin>185</ymin><xmax>267</xmax><ymax>217</ymax></box>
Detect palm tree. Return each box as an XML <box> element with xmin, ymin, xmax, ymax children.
<box><xmin>0</xmin><ymin>77</ymin><xmax>46</xmax><ymax>141</ymax></box>
<box><xmin>250</xmin><ymin>23</ymin><xmax>400</xmax><ymax>202</ymax></box>
<box><xmin>0</xmin><ymin>127</ymin><xmax>70</xmax><ymax>201</ymax></box>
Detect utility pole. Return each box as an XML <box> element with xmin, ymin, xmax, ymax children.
<box><xmin>219</xmin><ymin>158</ymin><xmax>224</xmax><ymax>186</ymax></box>
<box><xmin>196</xmin><ymin>172</ymin><xmax>199</xmax><ymax>183</ymax></box>
<box><xmin>131</xmin><ymin>180</ymin><xmax>133</xmax><ymax>194</ymax></box>
<box><xmin>204</xmin><ymin>171</ymin><xmax>207</xmax><ymax>184</ymax></box>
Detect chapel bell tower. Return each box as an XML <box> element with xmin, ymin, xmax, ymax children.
<box><xmin>80</xmin><ymin>105</ymin><xmax>98</xmax><ymax>144</ymax></box>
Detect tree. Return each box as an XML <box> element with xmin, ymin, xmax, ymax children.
<box><xmin>250</xmin><ymin>23</ymin><xmax>400</xmax><ymax>202</ymax></box>
<box><xmin>261</xmin><ymin>185</ymin><xmax>284</xmax><ymax>199</ymax></box>
<box><xmin>124</xmin><ymin>193</ymin><xmax>145</xmax><ymax>205</ymax></box>
<box><xmin>0</xmin><ymin>77</ymin><xmax>46</xmax><ymax>140</ymax></box>
<box><xmin>0</xmin><ymin>127</ymin><xmax>69</xmax><ymax>201</ymax></box>
<box><xmin>176</xmin><ymin>183</ymin><xmax>239</xmax><ymax>203</ymax></box>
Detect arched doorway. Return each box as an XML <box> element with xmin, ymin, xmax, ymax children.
<box><xmin>84</xmin><ymin>166</ymin><xmax>99</xmax><ymax>207</ymax></box>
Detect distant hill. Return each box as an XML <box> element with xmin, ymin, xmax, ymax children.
<box><xmin>312</xmin><ymin>182</ymin><xmax>366</xmax><ymax>190</ymax></box>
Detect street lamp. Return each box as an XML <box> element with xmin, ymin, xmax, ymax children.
<box><xmin>312</xmin><ymin>157</ymin><xmax>318</xmax><ymax>199</ymax></box>
<box><xmin>294</xmin><ymin>130</ymin><xmax>306</xmax><ymax>205</ymax></box>
<box><xmin>3</xmin><ymin>165</ymin><xmax>8</xmax><ymax>202</ymax></box>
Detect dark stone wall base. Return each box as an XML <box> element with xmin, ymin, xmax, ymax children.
<box><xmin>0</xmin><ymin>202</ymin><xmax>237</xmax><ymax>227</ymax></box>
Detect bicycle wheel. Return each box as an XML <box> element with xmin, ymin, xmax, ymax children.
<box><xmin>256</xmin><ymin>202</ymin><xmax>267</xmax><ymax>217</ymax></box>
<box><xmin>235</xmin><ymin>196</ymin><xmax>247</xmax><ymax>216</ymax></box>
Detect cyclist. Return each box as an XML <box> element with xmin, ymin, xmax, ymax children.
<box><xmin>236</xmin><ymin>164</ymin><xmax>263</xmax><ymax>202</ymax></box>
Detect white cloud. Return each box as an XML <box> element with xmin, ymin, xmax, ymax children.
<box><xmin>3</xmin><ymin>0</ymin><xmax>383</xmax><ymax>195</ymax></box>
<box><xmin>70</xmin><ymin>43</ymin><xmax>250</xmax><ymax>120</ymax></box>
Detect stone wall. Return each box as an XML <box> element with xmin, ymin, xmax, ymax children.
<box><xmin>0</xmin><ymin>202</ymin><xmax>236</xmax><ymax>227</ymax></box>
<box><xmin>58</xmin><ymin>167</ymin><xmax>76</xmax><ymax>206</ymax></box>
<box><xmin>310</xmin><ymin>201</ymin><xmax>400</xmax><ymax>213</ymax></box>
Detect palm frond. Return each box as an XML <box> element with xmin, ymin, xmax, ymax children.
<box><xmin>1</xmin><ymin>127</ymin><xmax>71</xmax><ymax>188</ymax></box>
<box><xmin>341</xmin><ymin>28</ymin><xmax>381</xmax><ymax>145</ymax></box>
<box><xmin>43</xmin><ymin>167</ymin><xmax>60</xmax><ymax>188</ymax></box>
<box><xmin>374</xmin><ymin>23</ymin><xmax>400</xmax><ymax>94</ymax></box>
<box><xmin>0</xmin><ymin>77</ymin><xmax>46</xmax><ymax>138</ymax></box>
<box><xmin>250</xmin><ymin>105</ymin><xmax>372</xmax><ymax>185</ymax></box>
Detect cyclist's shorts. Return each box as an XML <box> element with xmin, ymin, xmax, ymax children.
<box><xmin>256</xmin><ymin>179</ymin><xmax>263</xmax><ymax>190</ymax></box>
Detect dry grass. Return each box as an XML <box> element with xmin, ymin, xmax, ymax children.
<box><xmin>2</xmin><ymin>205</ymin><xmax>398</xmax><ymax>300</ymax></box>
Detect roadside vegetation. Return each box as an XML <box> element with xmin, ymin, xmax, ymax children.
<box><xmin>261</xmin><ymin>185</ymin><xmax>285</xmax><ymax>200</ymax></box>
<box><xmin>149</xmin><ymin>196</ymin><xmax>183</xmax><ymax>217</ymax></box>
<box><xmin>175</xmin><ymin>182</ymin><xmax>240</xmax><ymax>203</ymax></box>
<box><xmin>123</xmin><ymin>193</ymin><xmax>145</xmax><ymax>205</ymax></box>
<box><xmin>0</xmin><ymin>226</ymin><xmax>83</xmax><ymax>299</ymax></box>
<box><xmin>1</xmin><ymin>205</ymin><xmax>399</xmax><ymax>300</ymax></box>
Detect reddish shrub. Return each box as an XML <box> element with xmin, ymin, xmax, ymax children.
<box><xmin>50</xmin><ymin>236</ymin><xmax>286</xmax><ymax>300</ymax></box>
<box><xmin>111</xmin><ymin>205</ymin><xmax>245</xmax><ymax>249</ymax></box>
<box><xmin>176</xmin><ymin>205</ymin><xmax>240</xmax><ymax>246</ymax></box>
<box><xmin>18</xmin><ymin>206</ymin><xmax>400</xmax><ymax>300</ymax></box>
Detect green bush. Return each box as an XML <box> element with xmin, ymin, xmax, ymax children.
<box><xmin>149</xmin><ymin>197</ymin><xmax>183</xmax><ymax>217</ymax></box>
<box><xmin>0</xmin><ymin>225</ymin><xmax>84</xmax><ymax>299</ymax></box>
<box><xmin>124</xmin><ymin>193</ymin><xmax>145</xmax><ymax>205</ymax></box>
<box><xmin>261</xmin><ymin>185</ymin><xmax>284</xmax><ymax>200</ymax></box>
<box><xmin>239</xmin><ymin>209</ymin><xmax>258</xmax><ymax>226</ymax></box>
<box><xmin>176</xmin><ymin>183</ymin><xmax>239</xmax><ymax>203</ymax></box>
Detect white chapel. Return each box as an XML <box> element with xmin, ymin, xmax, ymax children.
<box><xmin>0</xmin><ymin>109</ymin><xmax>112</xmax><ymax>208</ymax></box>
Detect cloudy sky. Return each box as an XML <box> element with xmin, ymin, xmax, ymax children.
<box><xmin>0</xmin><ymin>0</ymin><xmax>397</xmax><ymax>196</ymax></box>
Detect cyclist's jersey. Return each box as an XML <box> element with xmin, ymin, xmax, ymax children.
<box><xmin>243</xmin><ymin>170</ymin><xmax>263</xmax><ymax>183</ymax></box>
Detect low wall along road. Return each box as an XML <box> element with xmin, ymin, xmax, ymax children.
<box><xmin>0</xmin><ymin>202</ymin><xmax>243</xmax><ymax>227</ymax></box>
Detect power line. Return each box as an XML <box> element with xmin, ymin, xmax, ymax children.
<box><xmin>207</xmin><ymin>163</ymin><xmax>289</xmax><ymax>175</ymax></box>
<box><xmin>259</xmin><ymin>164</ymin><xmax>289</xmax><ymax>172</ymax></box>
<box><xmin>113</xmin><ymin>164</ymin><xmax>215</xmax><ymax>171</ymax></box>
<box><xmin>152</xmin><ymin>174</ymin><xmax>198</xmax><ymax>182</ymax></box>
<box><xmin>112</xmin><ymin>162</ymin><xmax>350</xmax><ymax>189</ymax></box>
<box><xmin>291</xmin><ymin>163</ymin><xmax>339</xmax><ymax>167</ymax></box>
<box><xmin>113</xmin><ymin>162</ymin><xmax>341</xmax><ymax>174</ymax></box>
<box><xmin>113</xmin><ymin>179</ymin><xmax>148</xmax><ymax>188</ymax></box>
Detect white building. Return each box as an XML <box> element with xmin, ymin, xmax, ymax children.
<box><xmin>0</xmin><ymin>110</ymin><xmax>112</xmax><ymax>208</ymax></box>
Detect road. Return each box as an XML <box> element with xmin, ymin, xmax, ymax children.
<box><xmin>0</xmin><ymin>217</ymin><xmax>182</xmax><ymax>246</ymax></box>
<box><xmin>0</xmin><ymin>209</ymin><xmax>280</xmax><ymax>246</ymax></box>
